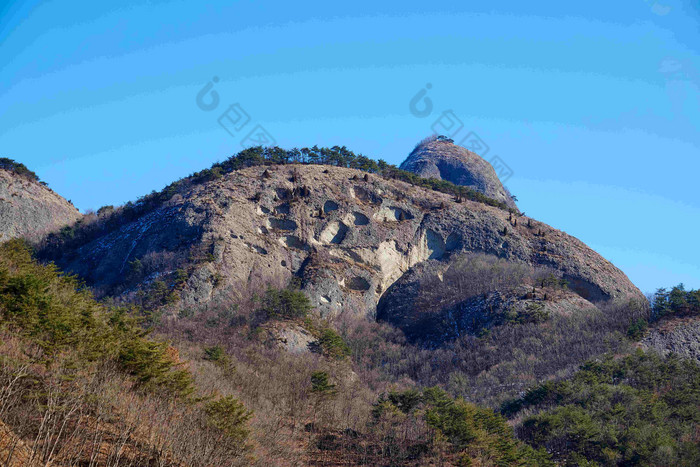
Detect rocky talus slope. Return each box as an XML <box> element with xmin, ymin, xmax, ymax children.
<box><xmin>48</xmin><ymin>163</ymin><xmax>644</xmax><ymax>329</ymax></box>
<box><xmin>401</xmin><ymin>138</ymin><xmax>517</xmax><ymax>210</ymax></box>
<box><xmin>0</xmin><ymin>170</ymin><xmax>81</xmax><ymax>242</ymax></box>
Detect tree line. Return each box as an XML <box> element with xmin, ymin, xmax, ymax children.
<box><xmin>0</xmin><ymin>157</ymin><xmax>42</xmax><ymax>184</ymax></box>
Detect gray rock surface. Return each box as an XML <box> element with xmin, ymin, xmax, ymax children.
<box><xmin>641</xmin><ymin>317</ymin><xmax>700</xmax><ymax>361</ymax></box>
<box><xmin>265</xmin><ymin>322</ymin><xmax>316</xmax><ymax>354</ymax></box>
<box><xmin>376</xmin><ymin>258</ymin><xmax>598</xmax><ymax>344</ymax></box>
<box><xmin>0</xmin><ymin>170</ymin><xmax>81</xmax><ymax>242</ymax></box>
<box><xmin>48</xmin><ymin>164</ymin><xmax>643</xmax><ymax>322</ymax></box>
<box><xmin>400</xmin><ymin>137</ymin><xmax>517</xmax><ymax>209</ymax></box>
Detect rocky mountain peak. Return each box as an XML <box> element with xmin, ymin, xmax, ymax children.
<box><xmin>41</xmin><ymin>155</ymin><xmax>644</xmax><ymax>341</ymax></box>
<box><xmin>400</xmin><ymin>136</ymin><xmax>517</xmax><ymax>210</ymax></box>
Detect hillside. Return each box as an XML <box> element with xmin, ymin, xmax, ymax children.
<box><xmin>1</xmin><ymin>239</ymin><xmax>697</xmax><ymax>466</ymax></box>
<box><xmin>0</xmin><ymin>238</ymin><xmax>556</xmax><ymax>466</ymax></box>
<box><xmin>32</xmin><ymin>144</ymin><xmax>652</xmax><ymax>402</ymax></box>
<box><xmin>0</xmin><ymin>159</ymin><xmax>81</xmax><ymax>242</ymax></box>
<box><xmin>2</xmin><ymin>145</ymin><xmax>698</xmax><ymax>465</ymax></box>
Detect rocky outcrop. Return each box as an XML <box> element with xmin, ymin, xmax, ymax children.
<box><xmin>265</xmin><ymin>322</ymin><xmax>316</xmax><ymax>354</ymax></box>
<box><xmin>0</xmin><ymin>170</ymin><xmax>81</xmax><ymax>242</ymax></box>
<box><xmin>47</xmin><ymin>163</ymin><xmax>643</xmax><ymax>327</ymax></box>
<box><xmin>401</xmin><ymin>137</ymin><xmax>517</xmax><ymax>209</ymax></box>
<box><xmin>641</xmin><ymin>316</ymin><xmax>700</xmax><ymax>361</ymax></box>
<box><xmin>376</xmin><ymin>257</ymin><xmax>599</xmax><ymax>344</ymax></box>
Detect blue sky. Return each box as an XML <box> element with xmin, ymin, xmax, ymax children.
<box><xmin>1</xmin><ymin>0</ymin><xmax>699</xmax><ymax>293</ymax></box>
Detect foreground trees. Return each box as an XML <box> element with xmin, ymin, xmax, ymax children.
<box><xmin>0</xmin><ymin>240</ymin><xmax>252</xmax><ymax>465</ymax></box>
<box><xmin>503</xmin><ymin>351</ymin><xmax>700</xmax><ymax>466</ymax></box>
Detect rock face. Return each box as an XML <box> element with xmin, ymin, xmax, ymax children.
<box><xmin>265</xmin><ymin>322</ymin><xmax>316</xmax><ymax>354</ymax></box>
<box><xmin>376</xmin><ymin>257</ymin><xmax>599</xmax><ymax>345</ymax></box>
<box><xmin>400</xmin><ymin>137</ymin><xmax>517</xmax><ymax>210</ymax></box>
<box><xmin>0</xmin><ymin>170</ymin><xmax>81</xmax><ymax>242</ymax></box>
<box><xmin>47</xmin><ymin>163</ymin><xmax>644</xmax><ymax>330</ymax></box>
<box><xmin>641</xmin><ymin>317</ymin><xmax>700</xmax><ymax>362</ymax></box>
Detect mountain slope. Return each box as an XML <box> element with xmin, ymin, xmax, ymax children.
<box><xmin>0</xmin><ymin>164</ymin><xmax>81</xmax><ymax>242</ymax></box>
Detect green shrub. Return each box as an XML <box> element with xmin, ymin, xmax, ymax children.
<box><xmin>127</xmin><ymin>258</ymin><xmax>144</xmax><ymax>281</ymax></box>
<box><xmin>260</xmin><ymin>286</ymin><xmax>312</xmax><ymax>320</ymax></box>
<box><xmin>0</xmin><ymin>239</ymin><xmax>194</xmax><ymax>398</ymax></box>
<box><xmin>504</xmin><ymin>350</ymin><xmax>700</xmax><ymax>465</ymax></box>
<box><xmin>310</xmin><ymin>371</ymin><xmax>336</xmax><ymax>395</ymax></box>
<box><xmin>522</xmin><ymin>301</ymin><xmax>550</xmax><ymax>323</ymax></box>
<box><xmin>174</xmin><ymin>268</ymin><xmax>189</xmax><ymax>286</ymax></box>
<box><xmin>204</xmin><ymin>395</ymin><xmax>252</xmax><ymax>448</ymax></box>
<box><xmin>372</xmin><ymin>388</ymin><xmax>423</xmax><ymax>418</ymax></box>
<box><xmin>626</xmin><ymin>317</ymin><xmax>648</xmax><ymax>340</ymax></box>
<box><xmin>204</xmin><ymin>344</ymin><xmax>225</xmax><ymax>362</ymax></box>
<box><xmin>137</xmin><ymin>279</ymin><xmax>175</xmax><ymax>313</ymax></box>
<box><xmin>372</xmin><ymin>387</ymin><xmax>552</xmax><ymax>465</ymax></box>
<box><xmin>118</xmin><ymin>338</ymin><xmax>194</xmax><ymax>397</ymax></box>
<box><xmin>506</xmin><ymin>302</ymin><xmax>550</xmax><ymax>325</ymax></box>
<box><xmin>317</xmin><ymin>327</ymin><xmax>351</xmax><ymax>359</ymax></box>
<box><xmin>540</xmin><ymin>273</ymin><xmax>568</xmax><ymax>290</ymax></box>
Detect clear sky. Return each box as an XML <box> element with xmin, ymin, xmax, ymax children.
<box><xmin>1</xmin><ymin>0</ymin><xmax>699</xmax><ymax>294</ymax></box>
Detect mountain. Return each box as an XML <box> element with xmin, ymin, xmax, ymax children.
<box><xmin>400</xmin><ymin>136</ymin><xmax>517</xmax><ymax>210</ymax></box>
<box><xmin>39</xmin><ymin>145</ymin><xmax>643</xmax><ymax>338</ymax></box>
<box><xmin>6</xmin><ymin>145</ymin><xmax>699</xmax><ymax>466</ymax></box>
<box><xmin>0</xmin><ymin>159</ymin><xmax>81</xmax><ymax>242</ymax></box>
